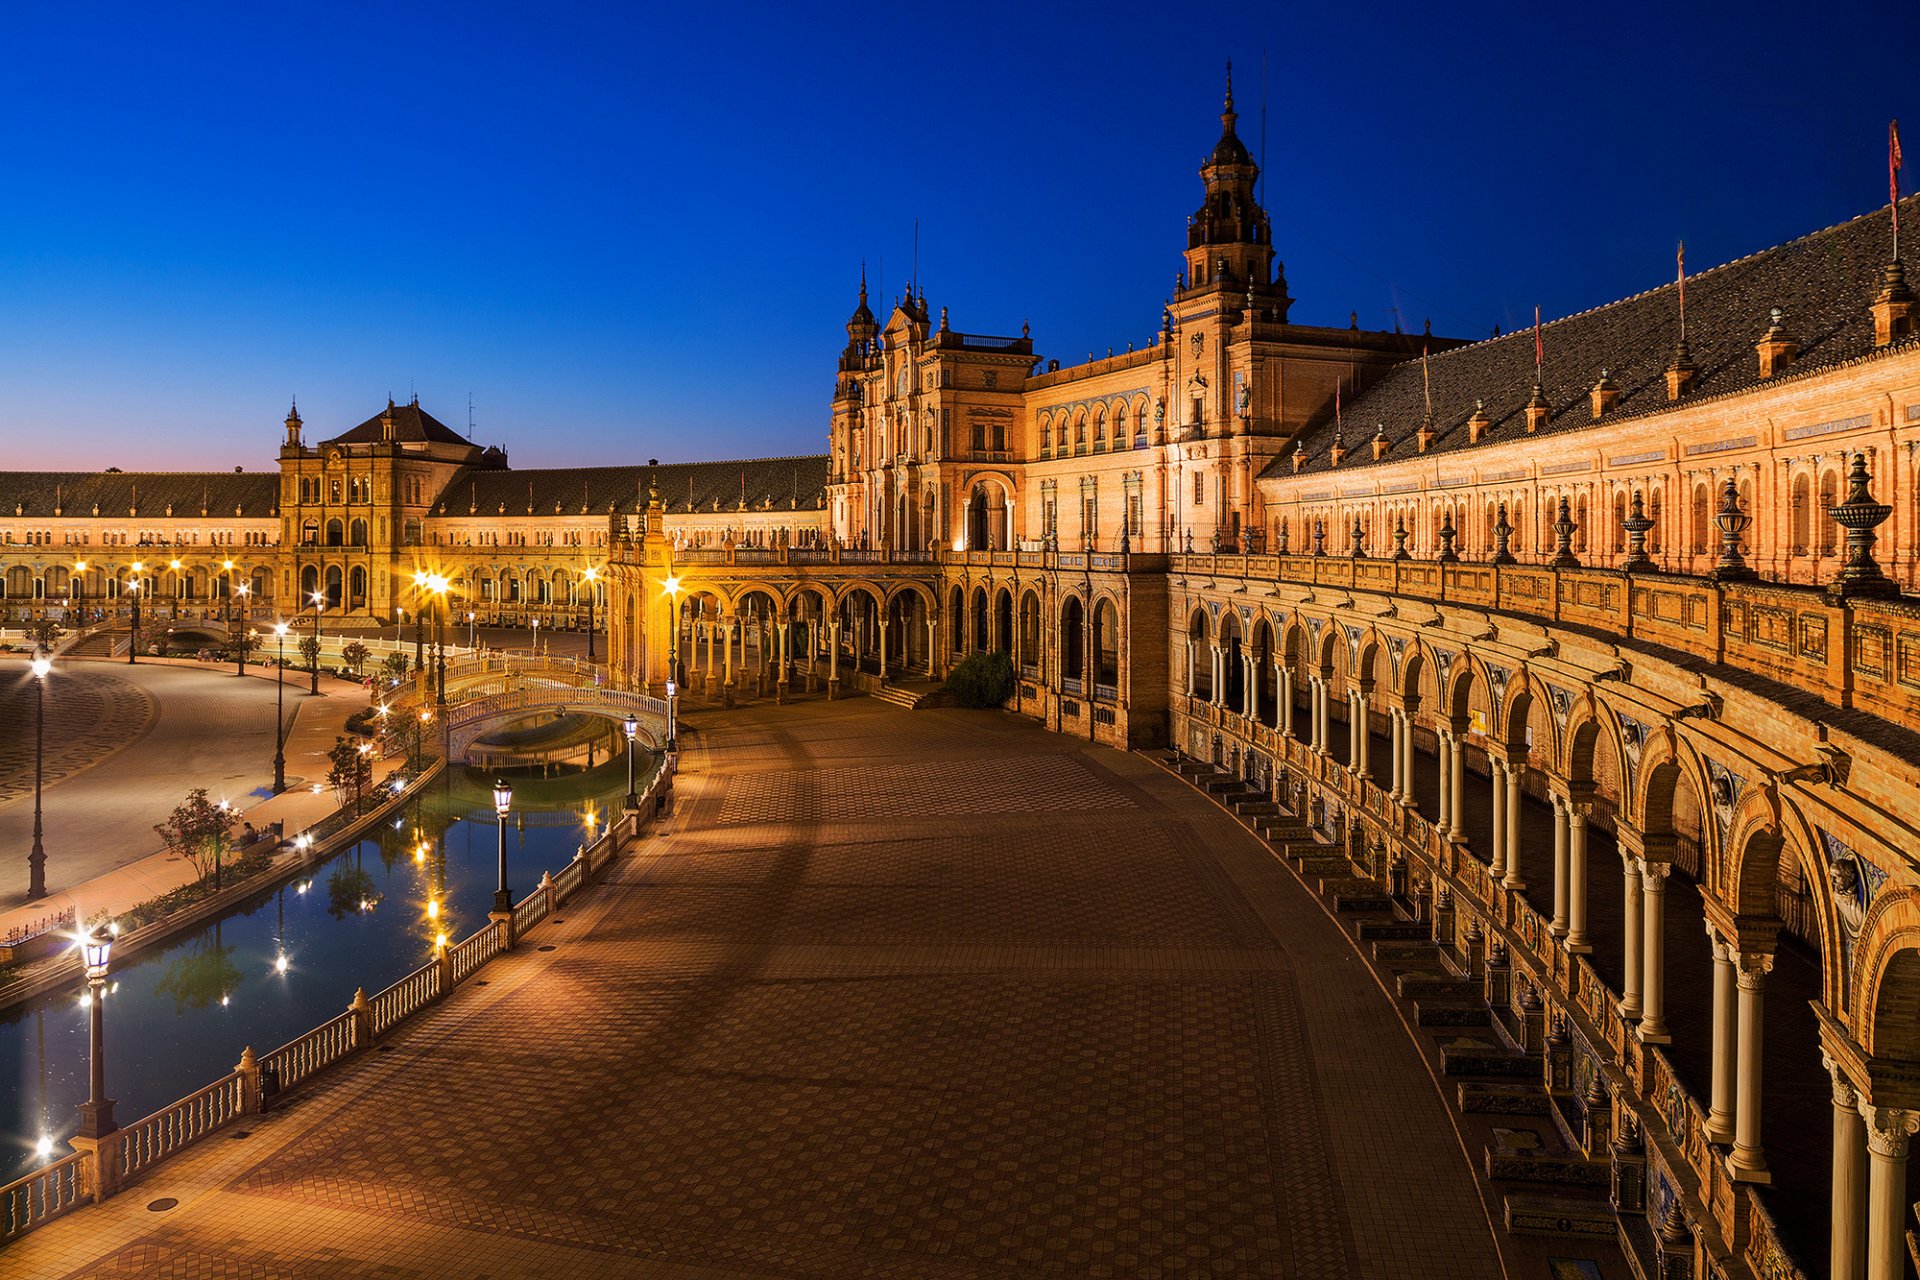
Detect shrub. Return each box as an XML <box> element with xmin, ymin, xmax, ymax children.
<box><xmin>943</xmin><ymin>651</ymin><xmax>1015</xmax><ymax>708</ymax></box>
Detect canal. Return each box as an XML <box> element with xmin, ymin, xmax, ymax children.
<box><xmin>0</xmin><ymin>753</ymin><xmax>640</xmax><ymax>1184</ymax></box>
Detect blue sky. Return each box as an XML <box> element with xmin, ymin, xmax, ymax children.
<box><xmin>1</xmin><ymin>0</ymin><xmax>1915</xmax><ymax>470</ymax></box>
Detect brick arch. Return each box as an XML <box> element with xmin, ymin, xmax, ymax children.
<box><xmin>1564</xmin><ymin>693</ymin><xmax>1629</xmax><ymax>809</ymax></box>
<box><xmin>1634</xmin><ymin>728</ymin><xmax>1716</xmax><ymax>878</ymax></box>
<box><xmin>1851</xmin><ymin>887</ymin><xmax>1920</xmax><ymax>1061</ymax></box>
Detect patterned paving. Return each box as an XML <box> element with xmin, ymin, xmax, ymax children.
<box><xmin>17</xmin><ymin>696</ymin><xmax>1504</xmax><ymax>1279</ymax></box>
<box><xmin>0</xmin><ymin>663</ymin><xmax>155</xmax><ymax>805</ymax></box>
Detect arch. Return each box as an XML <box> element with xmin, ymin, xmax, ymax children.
<box><xmin>1635</xmin><ymin>729</ymin><xmax>1715</xmax><ymax>881</ymax></box>
<box><xmin>1092</xmin><ymin>598</ymin><xmax>1119</xmax><ymax>685</ymax></box>
<box><xmin>299</xmin><ymin>564</ymin><xmax>319</xmax><ymax>599</ymax></box>
<box><xmin>325</xmin><ymin>518</ymin><xmax>344</xmax><ymax>547</ymax></box>
<box><xmin>1852</xmin><ymin>889</ymin><xmax>1920</xmax><ymax>1062</ymax></box>
<box><xmin>323</xmin><ymin>565</ymin><xmax>343</xmax><ymax>609</ymax></box>
<box><xmin>948</xmin><ymin>584</ymin><xmax>965</xmax><ymax>652</ymax></box>
<box><xmin>1061</xmin><ymin>595</ymin><xmax>1086</xmax><ymax>684</ymax></box>
<box><xmin>348</xmin><ymin>565</ymin><xmax>368</xmax><ymax>607</ymax></box>
<box><xmin>972</xmin><ymin>584</ymin><xmax>990</xmax><ymax>651</ymax></box>
<box><xmin>348</xmin><ymin>517</ymin><xmax>369</xmax><ymax>547</ymax></box>
<box><xmin>994</xmin><ymin>587</ymin><xmax>1013</xmax><ymax>653</ymax></box>
<box><xmin>1018</xmin><ymin>590</ymin><xmax>1042</xmax><ymax>674</ymax></box>
<box><xmin>1188</xmin><ymin>610</ymin><xmax>1213</xmax><ymax>699</ymax></box>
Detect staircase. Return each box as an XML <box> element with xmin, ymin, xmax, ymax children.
<box><xmin>869</xmin><ymin>680</ymin><xmax>950</xmax><ymax>711</ymax></box>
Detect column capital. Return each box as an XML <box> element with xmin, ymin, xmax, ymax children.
<box><xmin>1705</xmin><ymin>918</ymin><xmax>1731</xmax><ymax>960</ymax></box>
<box><xmin>1823</xmin><ymin>1049</ymin><xmax>1860</xmax><ymax>1109</ymax></box>
<box><xmin>1860</xmin><ymin>1104</ymin><xmax>1920</xmax><ymax>1157</ymax></box>
<box><xmin>1735</xmin><ymin>952</ymin><xmax>1774</xmax><ymax>989</ymax></box>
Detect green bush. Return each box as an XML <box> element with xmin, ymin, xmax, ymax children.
<box><xmin>943</xmin><ymin>651</ymin><xmax>1015</xmax><ymax>708</ymax></box>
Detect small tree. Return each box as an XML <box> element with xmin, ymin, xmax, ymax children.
<box><xmin>229</xmin><ymin>631</ymin><xmax>259</xmax><ymax>663</ymax></box>
<box><xmin>298</xmin><ymin>635</ymin><xmax>320</xmax><ymax>669</ymax></box>
<box><xmin>155</xmin><ymin>788</ymin><xmax>232</xmax><ymax>887</ymax></box>
<box><xmin>382</xmin><ymin>651</ymin><xmax>410</xmax><ymax>680</ymax></box>
<box><xmin>28</xmin><ymin>619</ymin><xmax>62</xmax><ymax>649</ymax></box>
<box><xmin>327</xmin><ymin>735</ymin><xmax>374</xmax><ymax>811</ymax></box>
<box><xmin>341</xmin><ymin>641</ymin><xmax>371</xmax><ymax>675</ymax></box>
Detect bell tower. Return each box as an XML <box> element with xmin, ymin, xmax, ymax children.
<box><xmin>1182</xmin><ymin>64</ymin><xmax>1281</xmax><ymax>308</ymax></box>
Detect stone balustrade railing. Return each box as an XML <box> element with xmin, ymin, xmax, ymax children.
<box><xmin>0</xmin><ymin>754</ymin><xmax>676</xmax><ymax>1247</ymax></box>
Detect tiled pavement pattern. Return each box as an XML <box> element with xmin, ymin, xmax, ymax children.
<box><xmin>15</xmin><ymin>698</ymin><xmax>1506</xmax><ymax>1279</ymax></box>
<box><xmin>0</xmin><ymin>662</ymin><xmax>155</xmax><ymax>805</ymax></box>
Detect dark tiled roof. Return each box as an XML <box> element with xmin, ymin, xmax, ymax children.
<box><xmin>0</xmin><ymin>471</ymin><xmax>278</xmax><ymax>519</ymax></box>
<box><xmin>437</xmin><ymin>455</ymin><xmax>831</xmax><ymax>517</ymax></box>
<box><xmin>324</xmin><ymin>400</ymin><xmax>475</xmax><ymax>448</ymax></box>
<box><xmin>1269</xmin><ymin>196</ymin><xmax>1920</xmax><ymax>479</ymax></box>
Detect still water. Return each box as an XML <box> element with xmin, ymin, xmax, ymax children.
<box><xmin>0</xmin><ymin>756</ymin><xmax>638</xmax><ymax>1184</ymax></box>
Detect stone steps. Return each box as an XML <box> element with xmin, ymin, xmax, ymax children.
<box><xmin>1395</xmin><ymin>972</ymin><xmax>1481</xmax><ymax>1002</ymax></box>
<box><xmin>1355</xmin><ymin>920</ymin><xmax>1430</xmax><ymax>942</ymax></box>
<box><xmin>1439</xmin><ymin>1035</ymin><xmax>1540</xmax><ymax>1079</ymax></box>
<box><xmin>1415</xmin><ymin>1000</ymin><xmax>1493</xmax><ymax>1028</ymax></box>
<box><xmin>1503</xmin><ymin>1193</ymin><xmax>1618</xmax><ymax>1239</ymax></box>
<box><xmin>1459</xmin><ymin>1083</ymin><xmax>1551</xmax><ymax>1116</ymax></box>
<box><xmin>1486</xmin><ymin>1149</ymin><xmax>1610</xmax><ymax>1188</ymax></box>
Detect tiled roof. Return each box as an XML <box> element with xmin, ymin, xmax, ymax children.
<box><xmin>437</xmin><ymin>455</ymin><xmax>831</xmax><ymax>517</ymax></box>
<box><xmin>0</xmin><ymin>471</ymin><xmax>278</xmax><ymax>519</ymax></box>
<box><xmin>324</xmin><ymin>400</ymin><xmax>475</xmax><ymax>448</ymax></box>
<box><xmin>1268</xmin><ymin>196</ymin><xmax>1920</xmax><ymax>479</ymax></box>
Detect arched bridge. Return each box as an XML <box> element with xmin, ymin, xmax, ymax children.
<box><xmin>444</xmin><ymin>680</ymin><xmax>672</xmax><ymax>762</ymax></box>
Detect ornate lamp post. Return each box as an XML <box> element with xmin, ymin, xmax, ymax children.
<box><xmin>428</xmin><ymin>574</ymin><xmax>448</xmax><ymax>708</ymax></box>
<box><xmin>268</xmin><ymin>622</ymin><xmax>291</xmax><ymax>792</ymax></box>
<box><xmin>308</xmin><ymin>591</ymin><xmax>325</xmax><ymax>695</ymax></box>
<box><xmin>26</xmin><ymin>649</ymin><xmax>51</xmax><ymax>900</ymax></box>
<box><xmin>127</xmin><ymin>561</ymin><xmax>143</xmax><ymax>665</ymax></box>
<box><xmin>663</xmin><ymin>574</ymin><xmax>682</xmax><ymax>752</ymax></box>
<box><xmin>74</xmin><ymin>925</ymin><xmax>116</xmax><ymax>1139</ymax></box>
<box><xmin>623</xmin><ymin>713</ymin><xmax>639</xmax><ymax>810</ymax></box>
<box><xmin>234</xmin><ymin>587</ymin><xmax>252</xmax><ymax>674</ymax></box>
<box><xmin>167</xmin><ymin>559</ymin><xmax>182</xmax><ymax>620</ymax></box>
<box><xmin>466</xmin><ymin>611</ymin><xmax>476</xmax><ymax>650</ymax></box>
<box><xmin>221</xmin><ymin>559</ymin><xmax>235</xmax><ymax>631</ymax></box>
<box><xmin>581</xmin><ymin>567</ymin><xmax>600</xmax><ymax>660</ymax></box>
<box><xmin>492</xmin><ymin>779</ymin><xmax>513</xmax><ymax>914</ymax></box>
<box><xmin>71</xmin><ymin>559</ymin><xmax>86</xmax><ymax>624</ymax></box>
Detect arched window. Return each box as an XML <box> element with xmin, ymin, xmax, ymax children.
<box><xmin>325</xmin><ymin>519</ymin><xmax>344</xmax><ymax>547</ymax></box>
<box><xmin>300</xmin><ymin>564</ymin><xmax>319</xmax><ymax>598</ymax></box>
<box><xmin>1188</xmin><ymin>613</ymin><xmax>1211</xmax><ymax>699</ymax></box>
<box><xmin>1690</xmin><ymin>483</ymin><xmax>1710</xmax><ymax>556</ymax></box>
<box><xmin>1818</xmin><ymin>470</ymin><xmax>1838</xmax><ymax>555</ymax></box>
<box><xmin>972</xmin><ymin>585</ymin><xmax>989</xmax><ymax>651</ymax></box>
<box><xmin>349</xmin><ymin>518</ymin><xmax>368</xmax><ymax>547</ymax></box>
<box><xmin>302</xmin><ymin>519</ymin><xmax>319</xmax><ymax>545</ymax></box>
<box><xmin>1061</xmin><ymin>597</ymin><xmax>1085</xmax><ymax>684</ymax></box>
<box><xmin>324</xmin><ymin>565</ymin><xmax>343</xmax><ymax>609</ymax></box>
<box><xmin>948</xmin><ymin>585</ymin><xmax>965</xmax><ymax>651</ymax></box>
<box><xmin>348</xmin><ymin>565</ymin><xmax>367</xmax><ymax>605</ymax></box>
<box><xmin>1093</xmin><ymin>600</ymin><xmax>1119</xmax><ymax>685</ymax></box>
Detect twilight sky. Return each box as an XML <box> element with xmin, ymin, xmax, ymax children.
<box><xmin>1</xmin><ymin>0</ymin><xmax>1915</xmax><ymax>471</ymax></box>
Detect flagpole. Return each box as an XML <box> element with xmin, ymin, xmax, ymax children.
<box><xmin>1677</xmin><ymin>241</ymin><xmax>1687</xmax><ymax>342</ymax></box>
<box><xmin>1892</xmin><ymin>119</ymin><xmax>1904</xmax><ymax>261</ymax></box>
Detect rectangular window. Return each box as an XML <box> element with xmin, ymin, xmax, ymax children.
<box><xmin>1193</xmin><ymin>473</ymin><xmax>1205</xmax><ymax>506</ymax></box>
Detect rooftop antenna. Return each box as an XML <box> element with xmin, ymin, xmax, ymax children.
<box><xmin>468</xmin><ymin>392</ymin><xmax>475</xmax><ymax>434</ymax></box>
<box><xmin>912</xmin><ymin>218</ymin><xmax>919</xmax><ymax>299</ymax></box>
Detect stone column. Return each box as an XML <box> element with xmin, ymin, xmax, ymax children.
<box><xmin>1566</xmin><ymin>806</ymin><xmax>1591</xmax><ymax>952</ymax></box>
<box><xmin>1306</xmin><ymin>677</ymin><xmax>1320</xmax><ymax>750</ymax></box>
<box><xmin>827</xmin><ymin>618</ymin><xmax>840</xmax><ymax>696</ymax></box>
<box><xmin>877</xmin><ymin>618</ymin><xmax>888</xmax><ymax>680</ymax></box>
<box><xmin>1320</xmin><ymin>680</ymin><xmax>1333</xmax><ymax>755</ymax></box>
<box><xmin>1549</xmin><ymin>796</ymin><xmax>1570</xmax><ymax>936</ymax></box>
<box><xmin>1355</xmin><ymin>694</ymin><xmax>1370</xmax><ymax>778</ymax></box>
<box><xmin>1501</xmin><ymin>765</ymin><xmax>1523</xmax><ymax>889</ymax></box>
<box><xmin>1826</xmin><ymin>1056</ymin><xmax>1867</xmax><ymax>1280</ymax></box>
<box><xmin>1279</xmin><ymin>666</ymin><xmax>1293</xmax><ymax>736</ymax></box>
<box><xmin>1620</xmin><ymin>853</ymin><xmax>1644</xmax><ymax>1019</ymax></box>
<box><xmin>1448</xmin><ymin>734</ymin><xmax>1466</xmax><ymax>840</ymax></box>
<box><xmin>925</xmin><ymin>618</ymin><xmax>936</xmax><ymax>677</ymax></box>
<box><xmin>1862</xmin><ymin>1105</ymin><xmax>1919</xmax><ymax>1280</ymax></box>
<box><xmin>1730</xmin><ymin>952</ymin><xmax>1773</xmax><ymax>1180</ymax></box>
<box><xmin>1185</xmin><ymin>640</ymin><xmax>1196</xmax><ymax>697</ymax></box>
<box><xmin>1638</xmin><ymin>859</ymin><xmax>1670</xmax><ymax>1040</ymax></box>
<box><xmin>1436</xmin><ymin>730</ymin><xmax>1451</xmax><ymax>832</ymax></box>
<box><xmin>1210</xmin><ymin>644</ymin><xmax>1223</xmax><ymax>706</ymax></box>
<box><xmin>1705</xmin><ymin>925</ymin><xmax>1737</xmax><ymax>1145</ymax></box>
<box><xmin>1400</xmin><ymin>714</ymin><xmax>1414</xmax><ymax>809</ymax></box>
<box><xmin>1244</xmin><ymin>654</ymin><xmax>1258</xmax><ymax>722</ymax></box>
<box><xmin>775</xmin><ymin>622</ymin><xmax>790</xmax><ymax>704</ymax></box>
<box><xmin>1388</xmin><ymin>711</ymin><xmax>1403</xmax><ymax>799</ymax></box>
<box><xmin>1489</xmin><ymin>761</ymin><xmax>1507</xmax><ymax>877</ymax></box>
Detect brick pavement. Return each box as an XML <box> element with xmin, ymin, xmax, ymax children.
<box><xmin>8</xmin><ymin>697</ymin><xmax>1507</xmax><ymax>1279</ymax></box>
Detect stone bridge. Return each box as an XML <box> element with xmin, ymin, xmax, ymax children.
<box><xmin>441</xmin><ymin>677</ymin><xmax>671</xmax><ymax>763</ymax></box>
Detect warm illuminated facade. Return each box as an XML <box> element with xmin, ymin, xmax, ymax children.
<box><xmin>6</xmin><ymin>83</ymin><xmax>1920</xmax><ymax>1280</ymax></box>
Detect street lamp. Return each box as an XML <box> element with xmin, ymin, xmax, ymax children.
<box><xmin>581</xmin><ymin>566</ymin><xmax>600</xmax><ymax>660</ymax></box>
<box><xmin>309</xmin><ymin>590</ymin><xmax>325</xmax><ymax>695</ymax></box>
<box><xmin>221</xmin><ymin>559</ymin><xmax>235</xmax><ymax>632</ymax></box>
<box><xmin>234</xmin><ymin>587</ymin><xmax>252</xmax><ymax>675</ymax></box>
<box><xmin>26</xmin><ymin>649</ymin><xmax>51</xmax><ymax>900</ymax></box>
<box><xmin>466</xmin><ymin>610</ymin><xmax>475</xmax><ymax>650</ymax></box>
<box><xmin>272</xmin><ymin>622</ymin><xmax>289</xmax><ymax>793</ymax></box>
<box><xmin>127</xmin><ymin>561</ymin><xmax>144</xmax><ymax>665</ymax></box>
<box><xmin>71</xmin><ymin>559</ymin><xmax>86</xmax><ymax>624</ymax></box>
<box><xmin>623</xmin><ymin>713</ymin><xmax>639</xmax><ymax>809</ymax></box>
<box><xmin>427</xmin><ymin>573</ymin><xmax>449</xmax><ymax>708</ymax></box>
<box><xmin>75</xmin><ymin>924</ymin><xmax>116</xmax><ymax>1138</ymax></box>
<box><xmin>492</xmin><ymin>779</ymin><xmax>513</xmax><ymax>914</ymax></box>
<box><xmin>168</xmin><ymin>559</ymin><xmax>182</xmax><ymax>620</ymax></box>
<box><xmin>663</xmin><ymin>574</ymin><xmax>682</xmax><ymax>752</ymax></box>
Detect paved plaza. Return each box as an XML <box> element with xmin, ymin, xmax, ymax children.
<box><xmin>11</xmin><ymin>697</ymin><xmax>1512</xmax><ymax>1278</ymax></box>
<box><xmin>0</xmin><ymin>658</ymin><xmax>379</xmax><ymax>918</ymax></box>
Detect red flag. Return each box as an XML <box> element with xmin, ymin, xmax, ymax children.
<box><xmin>1334</xmin><ymin>382</ymin><xmax>1342</xmax><ymax>428</ymax></box>
<box><xmin>1533</xmin><ymin>305</ymin><xmax>1542</xmax><ymax>372</ymax></box>
<box><xmin>1893</xmin><ymin>120</ymin><xmax>1904</xmax><ymax>242</ymax></box>
<box><xmin>1677</xmin><ymin>241</ymin><xmax>1687</xmax><ymax>338</ymax></box>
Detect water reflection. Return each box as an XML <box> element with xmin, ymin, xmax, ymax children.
<box><xmin>0</xmin><ymin>753</ymin><xmax>641</xmax><ymax>1183</ymax></box>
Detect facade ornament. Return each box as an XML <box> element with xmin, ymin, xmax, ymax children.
<box><xmin>1491</xmin><ymin>502</ymin><xmax>1516</xmax><ymax>565</ymax></box>
<box><xmin>1392</xmin><ymin>514</ymin><xmax>1411</xmax><ymax>560</ymax></box>
<box><xmin>1311</xmin><ymin>519</ymin><xmax>1326</xmax><ymax>557</ymax></box>
<box><xmin>1276</xmin><ymin>521</ymin><xmax>1290</xmax><ymax>555</ymax></box>
<box><xmin>1349</xmin><ymin>515</ymin><xmax>1364</xmax><ymax>558</ymax></box>
<box><xmin>1549</xmin><ymin>496</ymin><xmax>1579</xmax><ymax>568</ymax></box>
<box><xmin>1622</xmin><ymin>488</ymin><xmax>1655</xmax><ymax>571</ymax></box>
<box><xmin>1826</xmin><ymin>451</ymin><xmax>1897</xmax><ymax>600</ymax></box>
<box><xmin>1710</xmin><ymin>475</ymin><xmax>1755</xmax><ymax>581</ymax></box>
<box><xmin>1437</xmin><ymin>513</ymin><xmax>1459</xmax><ymax>563</ymax></box>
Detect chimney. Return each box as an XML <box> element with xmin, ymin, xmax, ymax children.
<box><xmin>1590</xmin><ymin>369</ymin><xmax>1619</xmax><ymax>419</ymax></box>
<box><xmin>1756</xmin><ymin>307</ymin><xmax>1798</xmax><ymax>378</ymax></box>
<box><xmin>1665</xmin><ymin>339</ymin><xmax>1698</xmax><ymax>401</ymax></box>
<box><xmin>1371</xmin><ymin>423</ymin><xmax>1391</xmax><ymax>460</ymax></box>
<box><xmin>1870</xmin><ymin>259</ymin><xmax>1917</xmax><ymax>347</ymax></box>
<box><xmin>1416</xmin><ymin>416</ymin><xmax>1436</xmax><ymax>453</ymax></box>
<box><xmin>1467</xmin><ymin>399</ymin><xmax>1491</xmax><ymax>444</ymax></box>
<box><xmin>1329</xmin><ymin>434</ymin><xmax>1348</xmax><ymax>467</ymax></box>
<box><xmin>1523</xmin><ymin>384</ymin><xmax>1550</xmax><ymax>434</ymax></box>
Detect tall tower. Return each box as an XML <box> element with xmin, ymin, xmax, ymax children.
<box><xmin>1182</xmin><ymin>64</ymin><xmax>1281</xmax><ymax>304</ymax></box>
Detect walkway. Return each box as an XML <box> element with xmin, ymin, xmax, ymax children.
<box><xmin>0</xmin><ymin>658</ymin><xmax>388</xmax><ymax>927</ymax></box>
<box><xmin>9</xmin><ymin>697</ymin><xmax>1505</xmax><ymax>1279</ymax></box>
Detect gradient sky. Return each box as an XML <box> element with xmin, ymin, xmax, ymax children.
<box><xmin>2</xmin><ymin>1</ymin><xmax>1915</xmax><ymax>471</ymax></box>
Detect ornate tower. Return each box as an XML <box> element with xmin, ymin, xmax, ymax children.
<box><xmin>1182</xmin><ymin>64</ymin><xmax>1282</xmax><ymax>308</ymax></box>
